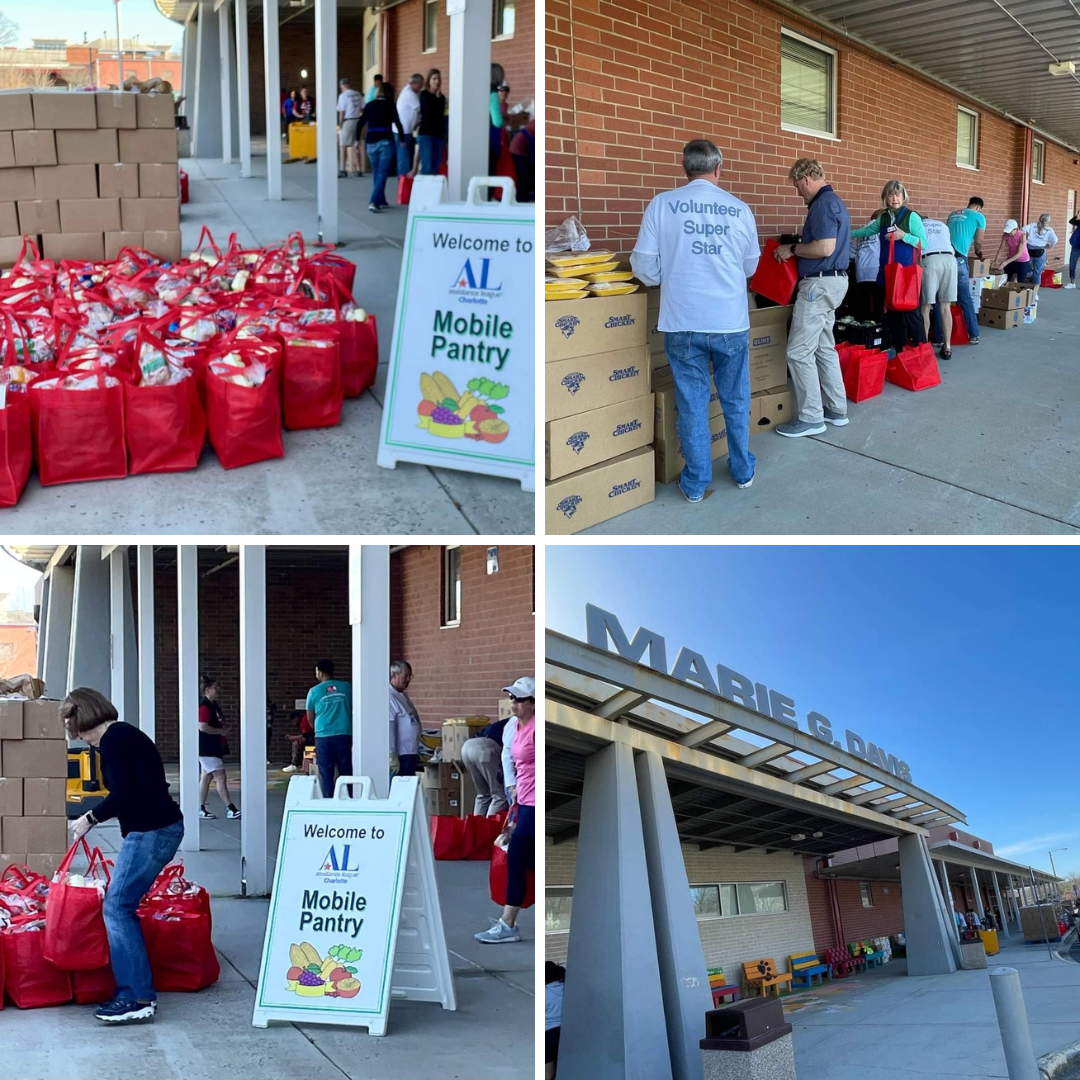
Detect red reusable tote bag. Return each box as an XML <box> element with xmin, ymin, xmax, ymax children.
<box><xmin>205</xmin><ymin>341</ymin><xmax>284</xmax><ymax>469</ymax></box>
<box><xmin>280</xmin><ymin>325</ymin><xmax>343</xmax><ymax>430</ymax></box>
<box><xmin>141</xmin><ymin>863</ymin><xmax>213</xmax><ymax>926</ymax></box>
<box><xmin>886</xmin><ymin>342</ymin><xmax>941</xmax><ymax>391</ymax></box>
<box><xmin>883</xmin><ymin>236</ymin><xmax>922</xmax><ymax>312</ymax></box>
<box><xmin>44</xmin><ymin>838</ymin><xmax>111</xmax><ymax>971</ymax></box>
<box><xmin>1</xmin><ymin>915</ymin><xmax>73</xmax><ymax>1008</ymax></box>
<box><xmin>303</xmin><ymin>248</ymin><xmax>356</xmax><ymax>297</ymax></box>
<box><xmin>430</xmin><ymin>815</ymin><xmax>466</xmax><ymax>860</ymax></box>
<box><xmin>749</xmin><ymin>239</ymin><xmax>798</xmax><ymax>305</ymax></box>
<box><xmin>489</xmin><ymin>827</ymin><xmax>535</xmax><ymax>909</ymax></box>
<box><xmin>0</xmin><ymin>390</ymin><xmax>32</xmax><ymax>507</ymax></box>
<box><xmin>397</xmin><ymin>175</ymin><xmax>413</xmax><ymax>206</ymax></box>
<box><xmin>839</xmin><ymin>348</ymin><xmax>888</xmax><ymax>403</ymax></box>
<box><xmin>316</xmin><ymin>274</ymin><xmax>376</xmax><ymax>397</ymax></box>
<box><xmin>950</xmin><ymin>305</ymin><xmax>970</xmax><ymax>346</ymax></box>
<box><xmin>137</xmin><ymin>907</ymin><xmax>219</xmax><ymax>992</ymax></box>
<box><xmin>72</xmin><ymin>965</ymin><xmax>116</xmax><ymax>1005</ymax></box>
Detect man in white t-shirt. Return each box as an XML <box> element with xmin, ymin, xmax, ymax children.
<box><xmin>395</xmin><ymin>74</ymin><xmax>423</xmax><ymax>177</ymax></box>
<box><xmin>336</xmin><ymin>77</ymin><xmax>364</xmax><ymax>178</ymax></box>
<box><xmin>631</xmin><ymin>140</ymin><xmax>760</xmax><ymax>503</ymax></box>
<box><xmin>919</xmin><ymin>218</ymin><xmax>958</xmax><ymax>357</ymax></box>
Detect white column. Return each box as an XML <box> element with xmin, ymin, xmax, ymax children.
<box><xmin>177</xmin><ymin>545</ymin><xmax>201</xmax><ymax>852</ymax></box>
<box><xmin>971</xmin><ymin>867</ymin><xmax>985</xmax><ymax>919</ymax></box>
<box><xmin>240</xmin><ymin>545</ymin><xmax>268</xmax><ymax>895</ymax></box>
<box><xmin>181</xmin><ymin>18</ymin><xmax>197</xmax><ymax>123</ymax></box>
<box><xmin>137</xmin><ymin>546</ymin><xmax>155</xmax><ymax>742</ymax></box>
<box><xmin>314</xmin><ymin>0</ymin><xmax>338</xmax><ymax>243</ymax></box>
<box><xmin>192</xmin><ymin>6</ymin><xmax>223</xmax><ymax>159</ymax></box>
<box><xmin>219</xmin><ymin>0</ymin><xmax>234</xmax><ymax>164</ymax></box>
<box><xmin>42</xmin><ymin>565</ymin><xmax>75</xmax><ymax>698</ymax></box>
<box><xmin>109</xmin><ymin>549</ymin><xmax>128</xmax><ymax>723</ymax></box>
<box><xmin>263</xmin><ymin>0</ymin><xmax>282</xmax><ymax>200</ymax></box>
<box><xmin>235</xmin><ymin>0</ymin><xmax>251</xmax><ymax>177</ymax></box>
<box><xmin>448</xmin><ymin>0</ymin><xmax>494</xmax><ymax>201</ymax></box>
<box><xmin>993</xmin><ymin>872</ymin><xmax>1008</xmax><ymax>935</ymax></box>
<box><xmin>937</xmin><ymin>859</ymin><xmax>958</xmax><ymax>940</ymax></box>
<box><xmin>351</xmin><ymin>545</ymin><xmax>390</xmax><ymax>797</ymax></box>
<box><xmin>69</xmin><ymin>547</ymin><xmax>111</xmax><ymax>694</ymax></box>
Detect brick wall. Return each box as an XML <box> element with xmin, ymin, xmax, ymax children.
<box><xmin>547</xmin><ymin>0</ymin><xmax>1080</xmax><ymax>265</ymax></box>
<box><xmin>391</xmin><ymin>545</ymin><xmax>535</xmax><ymax>726</ymax></box>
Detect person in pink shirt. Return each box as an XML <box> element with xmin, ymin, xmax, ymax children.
<box><xmin>475</xmin><ymin>676</ymin><xmax>535</xmax><ymax>944</ymax></box>
<box><xmin>993</xmin><ymin>219</ymin><xmax>1030</xmax><ymax>283</ymax></box>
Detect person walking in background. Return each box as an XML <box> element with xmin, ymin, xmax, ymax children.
<box><xmin>357</xmin><ymin>83</ymin><xmax>404</xmax><ymax>214</ymax></box>
<box><xmin>946</xmin><ymin>197</ymin><xmax>987</xmax><ymax>345</ymax></box>
<box><xmin>849</xmin><ymin>179</ymin><xmax>928</xmax><ymax>355</ymax></box>
<box><xmin>630</xmin><ymin>140</ymin><xmax>759</xmax><ymax>502</ymax></box>
<box><xmin>64</xmin><ymin>688</ymin><xmax>185</xmax><ymax>1024</ymax></box>
<box><xmin>281</xmin><ymin>88</ymin><xmax>295</xmax><ymax>139</ymax></box>
<box><xmin>337</xmin><ymin>77</ymin><xmax>363</xmax><ymax>178</ymax></box>
<box><xmin>297</xmin><ymin>87</ymin><xmax>314</xmax><ymax>121</ymax></box>
<box><xmin>198</xmin><ymin>675</ymin><xmax>240</xmax><ymax>820</ymax></box>
<box><xmin>282</xmin><ymin>708</ymin><xmax>313</xmax><ymax>774</ymax></box>
<box><xmin>919</xmin><ymin>217</ymin><xmax>958</xmax><ymax>360</ymax></box>
<box><xmin>774</xmin><ymin>158</ymin><xmax>851</xmax><ymax>437</ymax></box>
<box><xmin>475</xmin><ymin>677</ymin><xmax>535</xmax><ymax>945</ymax></box>
<box><xmin>489</xmin><ymin>64</ymin><xmax>507</xmax><ymax>178</ymax></box>
<box><xmin>993</xmin><ymin>219</ymin><xmax>1030</xmax><ymax>283</ymax></box>
<box><xmin>366</xmin><ymin>73</ymin><xmax>383</xmax><ymax>103</ymax></box>
<box><xmin>388</xmin><ymin>659</ymin><xmax>421</xmax><ymax>778</ymax></box>
<box><xmin>545</xmin><ymin>961</ymin><xmax>566</xmax><ymax>1079</ymax></box>
<box><xmin>509</xmin><ymin>107</ymin><xmax>535</xmax><ymax>202</ymax></box>
<box><xmin>307</xmin><ymin>658</ymin><xmax>353</xmax><ymax>798</ymax></box>
<box><xmin>461</xmin><ymin>714</ymin><xmax>510</xmax><ymax>816</ymax></box>
<box><xmin>412</xmin><ymin>69</ymin><xmax>446</xmax><ymax>177</ymax></box>
<box><xmin>395</xmin><ymin>73</ymin><xmax>423</xmax><ymax>178</ymax></box>
<box><xmin>1022</xmin><ymin>214</ymin><xmax>1057</xmax><ymax>302</ymax></box>
<box><xmin>1067</xmin><ymin>214</ymin><xmax>1080</xmax><ymax>288</ymax></box>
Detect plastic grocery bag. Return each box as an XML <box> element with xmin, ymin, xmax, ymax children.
<box><xmin>1</xmin><ymin>914</ymin><xmax>73</xmax><ymax>1008</ymax></box>
<box><xmin>137</xmin><ymin>907</ymin><xmax>219</xmax><ymax>992</ymax></box>
<box><xmin>279</xmin><ymin>325</ymin><xmax>343</xmax><ymax>430</ymax></box>
<box><xmin>43</xmin><ymin>838</ymin><xmax>112</xmax><ymax>971</ymax></box>
<box><xmin>489</xmin><ymin>818</ymin><xmax>535</xmax><ymax>909</ymax></box>
<box><xmin>204</xmin><ymin>340</ymin><xmax>285</xmax><ymax>469</ymax></box>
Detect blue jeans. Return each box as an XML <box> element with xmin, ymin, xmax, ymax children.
<box><xmin>1071</xmin><ymin>247</ymin><xmax>1080</xmax><ymax>282</ymax></box>
<box><xmin>102</xmin><ymin>819</ymin><xmax>185</xmax><ymax>1003</ymax></box>
<box><xmin>367</xmin><ymin>140</ymin><xmax>393</xmax><ymax>207</ymax></box>
<box><xmin>1025</xmin><ymin>250</ymin><xmax>1047</xmax><ymax>286</ymax></box>
<box><xmin>316</xmin><ymin>733</ymin><xmax>353</xmax><ymax>797</ymax></box>
<box><xmin>395</xmin><ymin>133</ymin><xmax>415</xmax><ymax>176</ymax></box>
<box><xmin>417</xmin><ymin>134</ymin><xmax>444</xmax><ymax>175</ymax></box>
<box><xmin>663</xmin><ymin>330</ymin><xmax>755</xmax><ymax>499</ymax></box>
<box><xmin>953</xmin><ymin>255</ymin><xmax>980</xmax><ymax>341</ymax></box>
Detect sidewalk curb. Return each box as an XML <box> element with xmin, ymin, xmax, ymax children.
<box><xmin>1039</xmin><ymin>1040</ymin><xmax>1080</xmax><ymax>1079</ymax></box>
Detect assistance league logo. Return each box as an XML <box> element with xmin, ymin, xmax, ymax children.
<box><xmin>449</xmin><ymin>257</ymin><xmax>503</xmax><ymax>304</ymax></box>
<box><xmin>319</xmin><ymin>844</ymin><xmax>362</xmax><ymax>879</ymax></box>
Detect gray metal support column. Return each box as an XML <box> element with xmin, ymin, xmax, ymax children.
<box><xmin>635</xmin><ymin>751</ymin><xmax>712</xmax><ymax>1080</ymax></box>
<box><xmin>177</xmin><ymin>546</ymin><xmax>200</xmax><ymax>851</ymax></box>
<box><xmin>109</xmin><ymin>549</ymin><xmax>137</xmax><ymax>725</ymax></box>
<box><xmin>558</xmin><ymin>742</ymin><xmax>674</xmax><ymax>1080</ymax></box>
<box><xmin>69</xmin><ymin>547</ymin><xmax>110</xmax><ymax>694</ymax></box>
<box><xmin>900</xmin><ymin>835</ymin><xmax>957</xmax><ymax>975</ymax></box>
<box><xmin>263</xmin><ymin>0</ymin><xmax>282</xmax><ymax>200</ymax></box>
<box><xmin>192</xmin><ymin>5</ymin><xmax>223</xmax><ymax>159</ymax></box>
<box><xmin>42</xmin><ymin>566</ymin><xmax>74</xmax><ymax>697</ymax></box>
<box><xmin>971</xmin><ymin>867</ymin><xmax>985</xmax><ymax>920</ymax></box>
<box><xmin>1010</xmin><ymin>876</ymin><xmax>1022</xmax><ymax>930</ymax></box>
<box><xmin>235</xmin><ymin>0</ymin><xmax>252</xmax><ymax>176</ymax></box>
<box><xmin>314</xmin><ymin>0</ymin><xmax>338</xmax><ymax>242</ymax></box>
<box><xmin>351</xmin><ymin>545</ymin><xmax>390</xmax><ymax>798</ymax></box>
<box><xmin>219</xmin><ymin>0</ymin><xmax>237</xmax><ymax>163</ymax></box>
<box><xmin>993</xmin><ymin>871</ymin><xmax>1009</xmax><ymax>935</ymax></box>
<box><xmin>36</xmin><ymin>577</ymin><xmax>49</xmax><ymax>678</ymax></box>
<box><xmin>240</xmin><ymin>545</ymin><xmax>268</xmax><ymax>895</ymax></box>
<box><xmin>937</xmin><ymin>858</ymin><xmax>957</xmax><ymax>938</ymax></box>
<box><xmin>137</xmin><ymin>547</ymin><xmax>155</xmax><ymax>742</ymax></box>
<box><xmin>181</xmin><ymin>17</ymin><xmax>197</xmax><ymax>122</ymax></box>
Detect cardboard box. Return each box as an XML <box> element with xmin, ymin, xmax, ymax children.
<box><xmin>16</xmin><ymin>198</ymin><xmax>60</xmax><ymax>235</ymax></box>
<box><xmin>22</xmin><ymin>698</ymin><xmax>64</xmax><ymax>740</ymax></box>
<box><xmin>977</xmin><ymin>307</ymin><xmax>1021</xmax><ymax>330</ymax></box>
<box><xmin>546</xmin><ymin>392</ymin><xmax>654</xmax><ymax>480</ymax></box>
<box><xmin>22</xmin><ymin>777</ymin><xmax>66</xmax><ymax>817</ymax></box>
<box><xmin>654</xmin><ymin>413</ymin><xmax>728</xmax><ymax>484</ymax></box>
<box><xmin>546</xmin><ymin>345</ymin><xmax>651</xmax><ymax>422</ymax></box>
<box><xmin>422</xmin><ymin>762</ymin><xmax>468</xmax><ymax>790</ymax></box>
<box><xmin>98</xmin><ymin>162</ymin><xmax>139</xmax><ymax>199</ymax></box>
<box><xmin>139</xmin><ymin>163</ymin><xmax>179</xmax><ymax>198</ymax></box>
<box><xmin>546</xmin><ymin>446</ymin><xmax>656</xmax><ymax>535</ymax></box>
<box><xmin>0</xmin><ymin>777</ymin><xmax>21</xmax><ymax>818</ymax></box>
<box><xmin>423</xmin><ymin>787</ymin><xmax>462</xmax><ymax>817</ymax></box>
<box><xmin>0</xmin><ymin>167</ymin><xmax>38</xmax><ymax>202</ymax></box>
<box><xmin>55</xmin><ymin>128</ymin><xmax>119</xmax><ymax>166</ymax></box>
<box><xmin>0</xmin><ymin>131</ymin><xmax>13</xmax><ymax>169</ymax></box>
<box><xmin>0</xmin><ymin>737</ymin><xmax>67</xmax><ymax>778</ymax></box>
<box><xmin>118</xmin><ymin>128</ymin><xmax>179</xmax><ymax>164</ymax></box>
<box><xmin>105</xmin><ymin>231</ymin><xmax>143</xmax><ymax>260</ymax></box>
<box><xmin>32</xmin><ymin>91</ymin><xmax>98</xmax><ymax>130</ymax></box>
<box><xmin>0</xmin><ymin>698</ymin><xmax>23</xmax><ymax>739</ymax></box>
<box><xmin>980</xmin><ymin>287</ymin><xmax>1027</xmax><ymax>311</ymax></box>
<box><xmin>0</xmin><ymin>236</ymin><xmax>26</xmax><ymax>267</ymax></box>
<box><xmin>440</xmin><ymin>718</ymin><xmax>490</xmax><ymax>762</ymax></box>
<box><xmin>0</xmin><ymin>852</ymin><xmax>28</xmax><ymax>876</ymax></box>
<box><xmin>95</xmin><ymin>91</ymin><xmax>137</xmax><ymax>130</ymax></box>
<box><xmin>544</xmin><ymin>291</ymin><xmax>647</xmax><ymax>362</ymax></box>
<box><xmin>142</xmin><ymin>230</ymin><xmax>182</xmax><ymax>261</ymax></box>
<box><xmin>60</xmin><ymin>197</ymin><xmax>121</xmax><ymax>234</ymax></box>
<box><xmin>645</xmin><ymin>286</ymin><xmax>664</xmax><ymax>356</ymax></box>
<box><xmin>653</xmin><ymin>377</ymin><xmax>723</xmax><ymax>442</ymax></box>
<box><xmin>750</xmin><ymin>385</ymin><xmax>793</xmax><ymax>433</ymax></box>
<box><xmin>136</xmin><ymin>94</ymin><xmax>176</xmax><ymax>130</ymax></box>
<box><xmin>0</xmin><ymin>201</ymin><xmax>17</xmax><ymax>237</ymax></box>
<box><xmin>35</xmin><ymin>164</ymin><xmax>97</xmax><ymax>200</ymax></box>
<box><xmin>42</xmin><ymin>232</ymin><xmax>105</xmax><ymax>262</ymax></box>
<box><xmin>13</xmin><ymin>130</ymin><xmax>57</xmax><ymax>168</ymax></box>
<box><xmin>968</xmin><ymin>257</ymin><xmax>990</xmax><ymax>278</ymax></box>
<box><xmin>121</xmin><ymin>197</ymin><xmax>179</xmax><ymax>232</ymax></box>
<box><xmin>2</xmin><ymin>815</ymin><xmax>69</xmax><ymax>855</ymax></box>
<box><xmin>25</xmin><ymin>852</ymin><xmax>63</xmax><ymax>878</ymax></box>
<box><xmin>748</xmin><ymin>304</ymin><xmax>791</xmax><ymax>391</ymax></box>
<box><xmin>0</xmin><ymin>91</ymin><xmax>35</xmax><ymax>130</ymax></box>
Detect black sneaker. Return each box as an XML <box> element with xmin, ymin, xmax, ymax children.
<box><xmin>95</xmin><ymin>999</ymin><xmax>155</xmax><ymax>1024</ymax></box>
<box><xmin>337</xmin><ymin>170</ymin><xmax>347</xmax><ymax>179</ymax></box>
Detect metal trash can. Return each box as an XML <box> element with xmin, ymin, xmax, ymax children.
<box><xmin>700</xmin><ymin>997</ymin><xmax>796</xmax><ymax>1080</ymax></box>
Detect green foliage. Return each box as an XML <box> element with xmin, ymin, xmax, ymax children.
<box><xmin>466</xmin><ymin>377</ymin><xmax>510</xmax><ymax>403</ymax></box>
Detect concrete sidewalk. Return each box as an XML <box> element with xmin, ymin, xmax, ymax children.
<box><xmin>583</xmin><ymin>287</ymin><xmax>1080</xmax><ymax>534</ymax></box>
<box><xmin>0</xmin><ymin>769</ymin><xmax>534</xmax><ymax>1080</ymax></box>
<box><xmin>788</xmin><ymin>938</ymin><xmax>1080</xmax><ymax>1078</ymax></box>
<box><xmin>2</xmin><ymin>151</ymin><xmax>531</xmax><ymax>534</ymax></box>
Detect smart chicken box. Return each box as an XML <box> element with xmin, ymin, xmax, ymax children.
<box><xmin>546</xmin><ymin>446</ymin><xmax>656</xmax><ymax>535</ymax></box>
<box><xmin>545</xmin><ymin>292</ymin><xmax>648</xmax><ymax>362</ymax></box>
<box><xmin>545</xmin><ymin>393</ymin><xmax>654</xmax><ymax>480</ymax></box>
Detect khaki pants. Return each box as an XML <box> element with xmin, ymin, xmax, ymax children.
<box><xmin>786</xmin><ymin>275</ymin><xmax>849</xmax><ymax>424</ymax></box>
<box><xmin>460</xmin><ymin>737</ymin><xmax>508</xmax><ymax>816</ymax></box>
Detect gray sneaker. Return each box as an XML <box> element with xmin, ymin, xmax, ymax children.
<box><xmin>775</xmin><ymin>419</ymin><xmax>827</xmax><ymax>438</ymax></box>
<box><xmin>823</xmin><ymin>408</ymin><xmax>849</xmax><ymax>426</ymax></box>
<box><xmin>474</xmin><ymin>919</ymin><xmax>521</xmax><ymax>944</ymax></box>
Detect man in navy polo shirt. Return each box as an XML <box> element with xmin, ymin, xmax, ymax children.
<box><xmin>774</xmin><ymin>158</ymin><xmax>851</xmax><ymax>438</ymax></box>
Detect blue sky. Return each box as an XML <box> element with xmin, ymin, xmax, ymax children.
<box><xmin>4</xmin><ymin>2</ymin><xmax>181</xmax><ymax>50</ymax></box>
<box><xmin>546</xmin><ymin>545</ymin><xmax>1080</xmax><ymax>877</ymax></box>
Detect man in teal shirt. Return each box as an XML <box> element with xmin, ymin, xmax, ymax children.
<box><xmin>306</xmin><ymin>658</ymin><xmax>353</xmax><ymax>797</ymax></box>
<box><xmin>946</xmin><ymin>197</ymin><xmax>987</xmax><ymax>345</ymax></box>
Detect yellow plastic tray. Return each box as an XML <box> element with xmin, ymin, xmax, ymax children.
<box><xmin>583</xmin><ymin>271</ymin><xmax>634</xmax><ymax>283</ymax></box>
<box><xmin>545</xmin><ymin>277</ymin><xmax>588</xmax><ymax>289</ymax></box>
<box><xmin>547</xmin><ymin>249</ymin><xmax>613</xmax><ymax>267</ymax></box>
<box><xmin>588</xmin><ymin>282</ymin><xmax>639</xmax><ymax>295</ymax></box>
<box><xmin>546</xmin><ymin>290</ymin><xmax>589</xmax><ymax>300</ymax></box>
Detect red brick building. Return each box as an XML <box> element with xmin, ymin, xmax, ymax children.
<box><xmin>547</xmin><ymin>0</ymin><xmax>1080</xmax><ymax>263</ymax></box>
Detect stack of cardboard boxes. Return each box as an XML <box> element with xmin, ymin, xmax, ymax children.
<box><xmin>0</xmin><ymin>89</ymin><xmax>180</xmax><ymax>267</ymax></box>
<box><xmin>424</xmin><ymin>698</ymin><xmax>512</xmax><ymax>817</ymax></box>
<box><xmin>977</xmin><ymin>280</ymin><xmax>1033</xmax><ymax>331</ymax></box>
<box><xmin>545</xmin><ymin>291</ymin><xmax>656</xmax><ymax>534</ymax></box>
<box><xmin>0</xmin><ymin>697</ymin><xmax>69</xmax><ymax>879</ymax></box>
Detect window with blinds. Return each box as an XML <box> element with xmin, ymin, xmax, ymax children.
<box><xmin>957</xmin><ymin>107</ymin><xmax>979</xmax><ymax>168</ymax></box>
<box><xmin>1032</xmin><ymin>139</ymin><xmax>1045</xmax><ymax>183</ymax></box>
<box><xmin>781</xmin><ymin>30</ymin><xmax>836</xmax><ymax>137</ymax></box>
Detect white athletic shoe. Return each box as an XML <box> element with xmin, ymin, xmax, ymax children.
<box><xmin>1064</xmin><ymin>282</ymin><xmax>1077</xmax><ymax>289</ymax></box>
<box><xmin>474</xmin><ymin>918</ymin><xmax>521</xmax><ymax>944</ymax></box>
<box><xmin>282</xmin><ymin>765</ymin><xmax>299</xmax><ymax>773</ymax></box>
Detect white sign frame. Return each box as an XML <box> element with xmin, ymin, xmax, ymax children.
<box><xmin>252</xmin><ymin>775</ymin><xmax>456</xmax><ymax>1035</ymax></box>
<box><xmin>377</xmin><ymin>175</ymin><xmax>535</xmax><ymax>491</ymax></box>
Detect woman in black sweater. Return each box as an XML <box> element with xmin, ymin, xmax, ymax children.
<box><xmin>357</xmin><ymin>82</ymin><xmax>404</xmax><ymax>213</ymax></box>
<box><xmin>64</xmin><ymin>687</ymin><xmax>184</xmax><ymax>1025</ymax></box>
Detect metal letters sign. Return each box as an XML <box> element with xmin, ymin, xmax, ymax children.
<box><xmin>585</xmin><ymin>604</ymin><xmax>913</xmax><ymax>782</ymax></box>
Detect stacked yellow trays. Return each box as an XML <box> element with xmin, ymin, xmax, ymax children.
<box><xmin>545</xmin><ymin>250</ymin><xmax>640</xmax><ymax>297</ymax></box>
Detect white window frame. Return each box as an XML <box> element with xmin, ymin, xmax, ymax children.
<box><xmin>440</xmin><ymin>545</ymin><xmax>461</xmax><ymax>628</ymax></box>
<box><xmin>546</xmin><ymin>886</ymin><xmax>573</xmax><ymax>934</ymax></box>
<box><xmin>860</xmin><ymin>882</ymin><xmax>874</xmax><ymax>908</ymax></box>
<box><xmin>691</xmin><ymin>880</ymin><xmax>790</xmax><ymax>921</ymax></box>
<box><xmin>492</xmin><ymin>0</ymin><xmax>515</xmax><ymax>41</ymax></box>
<box><xmin>779</xmin><ymin>27</ymin><xmax>840</xmax><ymax>142</ymax></box>
<box><xmin>1032</xmin><ymin>138</ymin><xmax>1045</xmax><ymax>185</ymax></box>
<box><xmin>423</xmin><ymin>0</ymin><xmax>438</xmax><ymax>53</ymax></box>
<box><xmin>956</xmin><ymin>105</ymin><xmax>980</xmax><ymax>171</ymax></box>
<box><xmin>364</xmin><ymin>26</ymin><xmax>378</xmax><ymax>72</ymax></box>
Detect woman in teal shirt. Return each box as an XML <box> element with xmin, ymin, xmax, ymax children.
<box><xmin>851</xmin><ymin>180</ymin><xmax>929</xmax><ymax>354</ymax></box>
<box><xmin>490</xmin><ymin>63</ymin><xmax>506</xmax><ymax>179</ymax></box>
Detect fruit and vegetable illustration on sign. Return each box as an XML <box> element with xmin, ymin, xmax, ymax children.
<box><xmin>286</xmin><ymin>941</ymin><xmax>363</xmax><ymax>999</ymax></box>
<box><xmin>417</xmin><ymin>371</ymin><xmax>510</xmax><ymax>443</ymax></box>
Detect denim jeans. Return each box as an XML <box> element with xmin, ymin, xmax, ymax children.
<box><xmin>953</xmin><ymin>255</ymin><xmax>980</xmax><ymax>341</ymax></box>
<box><xmin>1025</xmin><ymin>250</ymin><xmax>1047</xmax><ymax>287</ymax></box>
<box><xmin>1071</xmin><ymin>247</ymin><xmax>1080</xmax><ymax>282</ymax></box>
<box><xmin>316</xmin><ymin>733</ymin><xmax>353</xmax><ymax>797</ymax></box>
<box><xmin>102</xmin><ymin>819</ymin><xmax>184</xmax><ymax>1003</ymax></box>
<box><xmin>395</xmin><ymin>133</ymin><xmax>415</xmax><ymax>176</ymax></box>
<box><xmin>663</xmin><ymin>330</ymin><xmax>755</xmax><ymax>499</ymax></box>
<box><xmin>417</xmin><ymin>134</ymin><xmax>444</xmax><ymax>175</ymax></box>
<box><xmin>367</xmin><ymin>140</ymin><xmax>393</xmax><ymax>207</ymax></box>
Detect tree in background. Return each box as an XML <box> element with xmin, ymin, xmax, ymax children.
<box><xmin>0</xmin><ymin>11</ymin><xmax>17</xmax><ymax>49</ymax></box>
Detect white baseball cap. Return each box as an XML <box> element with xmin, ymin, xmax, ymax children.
<box><xmin>502</xmin><ymin>676</ymin><xmax>535</xmax><ymax>699</ymax></box>
<box><xmin>1003</xmin><ymin>219</ymin><xmax>1018</xmax><ymax>233</ymax></box>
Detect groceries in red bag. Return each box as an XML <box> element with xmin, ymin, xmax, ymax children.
<box><xmin>43</xmin><ymin>838</ymin><xmax>112</xmax><ymax>972</ymax></box>
<box><xmin>489</xmin><ymin>822</ymin><xmax>535</xmax><ymax>909</ymax></box>
<box><xmin>137</xmin><ymin>907</ymin><xmax>219</xmax><ymax>992</ymax></box>
<box><xmin>0</xmin><ymin>863</ymin><xmax>50</xmax><ymax>918</ymax></box>
<box><xmin>0</xmin><ymin>381</ymin><xmax>32</xmax><ymax>507</ymax></box>
<box><xmin>141</xmin><ymin>862</ymin><xmax>213</xmax><ymax>924</ymax></box>
<box><xmin>279</xmin><ymin>323</ymin><xmax>343</xmax><ymax>430</ymax></box>
<box><xmin>886</xmin><ymin>342</ymin><xmax>941</xmax><ymax>391</ymax></box>
<box><xmin>205</xmin><ymin>339</ymin><xmax>285</xmax><ymax>469</ymax></box>
<box><xmin>749</xmin><ymin>239</ymin><xmax>798</xmax><ymax>305</ymax></box>
<box><xmin>1</xmin><ymin>914</ymin><xmax>73</xmax><ymax>1009</ymax></box>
